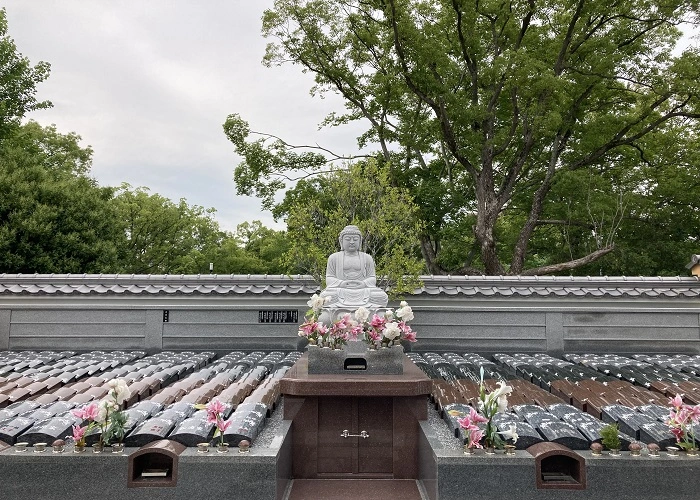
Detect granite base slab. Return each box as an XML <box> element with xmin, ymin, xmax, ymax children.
<box><xmin>419</xmin><ymin>420</ymin><xmax>700</xmax><ymax>500</ymax></box>
<box><xmin>0</xmin><ymin>420</ymin><xmax>292</xmax><ymax>500</ymax></box>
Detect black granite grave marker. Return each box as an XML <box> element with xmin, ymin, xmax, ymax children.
<box><xmin>616</xmin><ymin>411</ymin><xmax>655</xmax><ymax>441</ymax></box>
<box><xmin>25</xmin><ymin>401</ymin><xmax>75</xmax><ymax>422</ymax></box>
<box><xmin>576</xmin><ymin>420</ymin><xmax>605</xmax><ymax>443</ymax></box>
<box><xmin>561</xmin><ymin>411</ymin><xmax>599</xmax><ymax>427</ymax></box>
<box><xmin>20</xmin><ymin>416</ymin><xmax>77</xmax><ymax>445</ymax></box>
<box><xmin>0</xmin><ymin>417</ymin><xmax>35</xmax><ymax>444</ymax></box>
<box><xmin>524</xmin><ymin>412</ymin><xmax>560</xmax><ymax>428</ymax></box>
<box><xmin>498</xmin><ymin>421</ymin><xmax>543</xmax><ymax>449</ymax></box>
<box><xmin>636</xmin><ymin>404</ymin><xmax>669</xmax><ymax>422</ymax></box>
<box><xmin>490</xmin><ymin>411</ymin><xmax>521</xmax><ymax>427</ymax></box>
<box><xmin>169</xmin><ymin>413</ymin><xmax>215</xmax><ymax>447</ymax></box>
<box><xmin>537</xmin><ymin>421</ymin><xmax>588</xmax><ymax>450</ymax></box>
<box><xmin>222</xmin><ymin>402</ymin><xmax>267</xmax><ymax>446</ymax></box>
<box><xmin>0</xmin><ymin>401</ymin><xmax>41</xmax><ymax>421</ymax></box>
<box><xmin>601</xmin><ymin>404</ymin><xmax>632</xmax><ymax>424</ymax></box>
<box><xmin>442</xmin><ymin>403</ymin><xmax>473</xmax><ymax>438</ymax></box>
<box><xmin>547</xmin><ymin>404</ymin><xmax>583</xmax><ymax>420</ymax></box>
<box><xmin>512</xmin><ymin>404</ymin><xmax>546</xmax><ymax>418</ymax></box>
<box><xmin>124</xmin><ymin>417</ymin><xmax>177</xmax><ymax>447</ymax></box>
<box><xmin>639</xmin><ymin>422</ymin><xmax>675</xmax><ymax>449</ymax></box>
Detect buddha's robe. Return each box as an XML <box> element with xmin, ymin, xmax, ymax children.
<box><xmin>319</xmin><ymin>251</ymin><xmax>388</xmax><ymax>308</ymax></box>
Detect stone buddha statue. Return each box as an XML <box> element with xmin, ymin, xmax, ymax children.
<box><xmin>318</xmin><ymin>225</ymin><xmax>388</xmax><ymax>324</ymax></box>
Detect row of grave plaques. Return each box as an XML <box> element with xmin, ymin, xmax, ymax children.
<box><xmin>0</xmin><ymin>349</ymin><xmax>301</xmax><ymax>447</ymax></box>
<box><xmin>408</xmin><ymin>351</ymin><xmax>685</xmax><ymax>450</ymax></box>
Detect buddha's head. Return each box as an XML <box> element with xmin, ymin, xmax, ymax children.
<box><xmin>339</xmin><ymin>225</ymin><xmax>362</xmax><ymax>252</ymax></box>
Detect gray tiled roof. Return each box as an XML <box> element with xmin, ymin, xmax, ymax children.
<box><xmin>0</xmin><ymin>274</ymin><xmax>698</xmax><ymax>298</ymax></box>
<box><xmin>415</xmin><ymin>275</ymin><xmax>700</xmax><ymax>298</ymax></box>
<box><xmin>0</xmin><ymin>274</ymin><xmax>318</xmax><ymax>295</ymax></box>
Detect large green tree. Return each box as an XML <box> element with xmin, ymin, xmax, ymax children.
<box><xmin>0</xmin><ymin>122</ymin><xmax>121</xmax><ymax>273</ymax></box>
<box><xmin>0</xmin><ymin>8</ymin><xmax>51</xmax><ymax>141</ymax></box>
<box><xmin>280</xmin><ymin>159</ymin><xmax>424</xmax><ymax>296</ymax></box>
<box><xmin>227</xmin><ymin>0</ymin><xmax>700</xmax><ymax>275</ymax></box>
<box><xmin>111</xmin><ymin>184</ymin><xmax>225</xmax><ymax>274</ymax></box>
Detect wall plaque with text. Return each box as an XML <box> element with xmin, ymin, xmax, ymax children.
<box><xmin>258</xmin><ymin>310</ymin><xmax>299</xmax><ymax>323</ymax></box>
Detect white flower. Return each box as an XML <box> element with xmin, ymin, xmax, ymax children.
<box><xmin>354</xmin><ymin>306</ymin><xmax>370</xmax><ymax>323</ymax></box>
<box><xmin>484</xmin><ymin>381</ymin><xmax>512</xmax><ymax>413</ymax></box>
<box><xmin>384</xmin><ymin>309</ymin><xmax>394</xmax><ymax>320</ymax></box>
<box><xmin>383</xmin><ymin>322</ymin><xmax>401</xmax><ymax>340</ymax></box>
<box><xmin>497</xmin><ymin>395</ymin><xmax>509</xmax><ymax>413</ymax></box>
<box><xmin>396</xmin><ymin>305</ymin><xmax>414</xmax><ymax>321</ymax></box>
<box><xmin>95</xmin><ymin>400</ymin><xmax>110</xmax><ymax>424</ymax></box>
<box><xmin>498</xmin><ymin>424</ymin><xmax>518</xmax><ymax>444</ymax></box>
<box><xmin>109</xmin><ymin>378</ymin><xmax>131</xmax><ymax>405</ymax></box>
<box><xmin>307</xmin><ymin>293</ymin><xmax>327</xmax><ymax>312</ymax></box>
<box><xmin>400</xmin><ymin>301</ymin><xmax>408</xmax><ymax>307</ymax></box>
<box><xmin>491</xmin><ymin>381</ymin><xmax>513</xmax><ymax>399</ymax></box>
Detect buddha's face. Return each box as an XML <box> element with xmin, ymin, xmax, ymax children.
<box><xmin>341</xmin><ymin>233</ymin><xmax>361</xmax><ymax>252</ymax></box>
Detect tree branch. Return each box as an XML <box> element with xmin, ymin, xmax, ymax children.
<box><xmin>520</xmin><ymin>245</ymin><xmax>615</xmax><ymax>275</ymax></box>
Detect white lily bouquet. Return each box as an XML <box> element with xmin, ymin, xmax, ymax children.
<box><xmin>476</xmin><ymin>366</ymin><xmax>516</xmax><ymax>449</ymax></box>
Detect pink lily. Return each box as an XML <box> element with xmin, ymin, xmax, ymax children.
<box><xmin>687</xmin><ymin>405</ymin><xmax>700</xmax><ymax>422</ymax></box>
<box><xmin>370</xmin><ymin>314</ymin><xmax>385</xmax><ymax>328</ymax></box>
<box><xmin>217</xmin><ymin>418</ymin><xmax>232</xmax><ymax>433</ymax></box>
<box><xmin>206</xmin><ymin>398</ymin><xmax>226</xmax><ymax>416</ymax></box>
<box><xmin>457</xmin><ymin>416</ymin><xmax>478</xmax><ymax>431</ymax></box>
<box><xmin>469</xmin><ymin>428</ymin><xmax>484</xmax><ymax>448</ymax></box>
<box><xmin>469</xmin><ymin>406</ymin><xmax>489</xmax><ymax>425</ymax></box>
<box><xmin>72</xmin><ymin>425</ymin><xmax>86</xmax><ymax>443</ymax></box>
<box><xmin>670</xmin><ymin>394</ymin><xmax>684</xmax><ymax>409</ymax></box>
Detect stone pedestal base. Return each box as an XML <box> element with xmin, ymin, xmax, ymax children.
<box><xmin>307</xmin><ymin>343</ymin><xmax>404</xmax><ymax>375</ymax></box>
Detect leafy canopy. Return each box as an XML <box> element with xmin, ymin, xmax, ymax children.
<box><xmin>228</xmin><ymin>0</ymin><xmax>700</xmax><ymax>275</ymax></box>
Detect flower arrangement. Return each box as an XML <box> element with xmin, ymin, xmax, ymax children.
<box><xmin>200</xmin><ymin>398</ymin><xmax>231</xmax><ymax>447</ymax></box>
<box><xmin>71</xmin><ymin>402</ymin><xmax>99</xmax><ymax>448</ymax></box>
<box><xmin>355</xmin><ymin>302</ymin><xmax>417</xmax><ymax>348</ymax></box>
<box><xmin>102</xmin><ymin>378</ymin><xmax>131</xmax><ymax>445</ymax></box>
<box><xmin>71</xmin><ymin>378</ymin><xmax>131</xmax><ymax>448</ymax></box>
<box><xmin>298</xmin><ymin>293</ymin><xmax>329</xmax><ymax>345</ymax></box>
<box><xmin>326</xmin><ymin>313</ymin><xmax>356</xmax><ymax>349</ymax></box>
<box><xmin>457</xmin><ymin>406</ymin><xmax>487</xmax><ymax>449</ymax></box>
<box><xmin>666</xmin><ymin>394</ymin><xmax>700</xmax><ymax>451</ymax></box>
<box><xmin>298</xmin><ymin>295</ymin><xmax>418</xmax><ymax>349</ymax></box>
<box><xmin>475</xmin><ymin>367</ymin><xmax>514</xmax><ymax>449</ymax></box>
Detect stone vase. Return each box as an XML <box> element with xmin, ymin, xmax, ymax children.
<box><xmin>217</xmin><ymin>443</ymin><xmax>229</xmax><ymax>454</ymax></box>
<box><xmin>73</xmin><ymin>444</ymin><xmax>86</xmax><ymax>453</ymax></box>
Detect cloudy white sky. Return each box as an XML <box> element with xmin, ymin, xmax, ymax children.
<box><xmin>3</xmin><ymin>1</ymin><xmax>364</xmax><ymax>232</ymax></box>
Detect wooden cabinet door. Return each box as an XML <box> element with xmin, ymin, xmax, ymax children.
<box><xmin>357</xmin><ymin>397</ymin><xmax>393</xmax><ymax>475</ymax></box>
<box><xmin>316</xmin><ymin>397</ymin><xmax>393</xmax><ymax>477</ymax></box>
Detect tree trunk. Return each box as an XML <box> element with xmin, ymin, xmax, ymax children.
<box><xmin>419</xmin><ymin>236</ymin><xmax>444</xmax><ymax>275</ymax></box>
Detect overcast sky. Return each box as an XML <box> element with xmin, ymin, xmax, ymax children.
<box><xmin>3</xmin><ymin>1</ymin><xmax>365</xmax><ymax>232</ymax></box>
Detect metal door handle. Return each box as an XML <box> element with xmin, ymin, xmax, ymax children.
<box><xmin>341</xmin><ymin>429</ymin><xmax>369</xmax><ymax>438</ymax></box>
